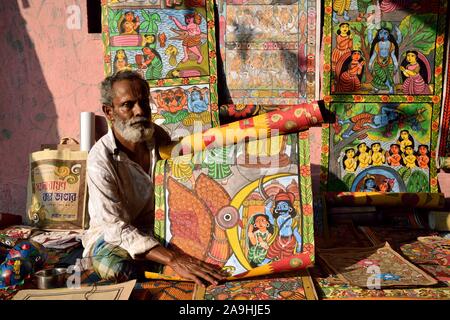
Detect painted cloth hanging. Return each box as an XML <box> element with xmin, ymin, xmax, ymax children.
<box><xmin>151</xmin><ymin>131</ymin><xmax>315</xmax><ymax>280</ymax></box>
<box><xmin>318</xmin><ymin>242</ymin><xmax>438</xmax><ymax>288</ymax></box>
<box><xmin>321</xmin><ymin>0</ymin><xmax>448</xmax><ymax>193</ymax></box>
<box><xmin>159</xmin><ymin>101</ymin><xmax>323</xmax><ymax>159</ymax></box>
<box><xmin>216</xmin><ymin>0</ymin><xmax>321</xmax><ymax>104</ymax></box>
<box><xmin>193</xmin><ymin>270</ymin><xmax>317</xmax><ymax>300</ymax></box>
<box><xmin>102</xmin><ymin>0</ymin><xmax>219</xmax><ymax>140</ymax></box>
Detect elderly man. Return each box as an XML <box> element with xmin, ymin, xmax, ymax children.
<box><xmin>81</xmin><ymin>71</ymin><xmax>225</xmax><ymax>286</ymax></box>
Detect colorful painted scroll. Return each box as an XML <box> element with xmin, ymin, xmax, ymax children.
<box><xmin>132</xmin><ymin>280</ymin><xmax>196</xmax><ymax>300</ymax></box>
<box><xmin>153</xmin><ymin>131</ymin><xmax>314</xmax><ymax>280</ymax></box>
<box><xmin>159</xmin><ymin>102</ymin><xmax>323</xmax><ymax>159</ymax></box>
<box><xmin>321</xmin><ymin>0</ymin><xmax>448</xmax><ymax>193</ymax></box>
<box><xmin>194</xmin><ymin>270</ymin><xmax>317</xmax><ymax>300</ymax></box>
<box><xmin>313</xmin><ymin>258</ymin><xmax>450</xmax><ymax>299</ymax></box>
<box><xmin>216</xmin><ymin>0</ymin><xmax>321</xmax><ymax>104</ymax></box>
<box><xmin>318</xmin><ymin>242</ymin><xmax>438</xmax><ymax>288</ymax></box>
<box><xmin>102</xmin><ymin>0</ymin><xmax>219</xmax><ymax>140</ymax></box>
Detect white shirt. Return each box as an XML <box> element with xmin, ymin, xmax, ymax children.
<box><xmin>81</xmin><ymin>129</ymin><xmax>160</xmax><ymax>259</ymax></box>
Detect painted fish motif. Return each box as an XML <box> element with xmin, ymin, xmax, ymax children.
<box><xmin>165</xmin><ymin>44</ymin><xmax>178</xmax><ymax>66</ymax></box>
<box><xmin>375</xmin><ymin>273</ymin><xmax>401</xmax><ymax>281</ymax></box>
<box><xmin>159</xmin><ymin>32</ymin><xmax>167</xmax><ymax>48</ymax></box>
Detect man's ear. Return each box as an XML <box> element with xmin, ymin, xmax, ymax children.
<box><xmin>102</xmin><ymin>104</ymin><xmax>115</xmax><ymax>122</ymax></box>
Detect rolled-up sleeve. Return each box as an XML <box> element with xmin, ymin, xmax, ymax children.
<box><xmin>87</xmin><ymin>162</ymin><xmax>160</xmax><ymax>259</ymax></box>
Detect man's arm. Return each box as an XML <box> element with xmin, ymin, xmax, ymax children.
<box><xmin>137</xmin><ymin>246</ymin><xmax>226</xmax><ymax>286</ymax></box>
<box><xmin>88</xmin><ymin>162</ymin><xmax>226</xmax><ymax>286</ymax></box>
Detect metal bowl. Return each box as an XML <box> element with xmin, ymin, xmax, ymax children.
<box><xmin>34</xmin><ymin>267</ymin><xmax>68</xmax><ymax>289</ymax></box>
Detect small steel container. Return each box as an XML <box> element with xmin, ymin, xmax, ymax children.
<box><xmin>34</xmin><ymin>267</ymin><xmax>68</xmax><ymax>289</ymax></box>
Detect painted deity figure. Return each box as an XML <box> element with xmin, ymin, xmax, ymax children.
<box><xmin>247</xmin><ymin>214</ymin><xmax>273</xmax><ymax>267</ymax></box>
<box><xmin>397</xmin><ymin>130</ymin><xmax>414</xmax><ymax>154</ymax></box>
<box><xmin>119</xmin><ymin>11</ymin><xmax>140</xmax><ymax>35</ymax></box>
<box><xmin>335</xmin><ymin>50</ymin><xmax>365</xmax><ymax>93</ymax></box>
<box><xmin>378</xmin><ymin>178</ymin><xmax>395</xmax><ymax>192</ymax></box>
<box><xmin>187</xmin><ymin>87</ymin><xmax>208</xmax><ymax>113</ymax></box>
<box><xmin>203</xmin><ymin>145</ymin><xmax>235</xmax><ymax>185</ymax></box>
<box><xmin>400</xmin><ymin>50</ymin><xmax>431</xmax><ymax>95</ymax></box>
<box><xmin>262</xmin><ymin>191</ymin><xmax>302</xmax><ymax>264</ymax></box>
<box><xmin>332</xmin><ymin>0</ymin><xmax>351</xmax><ymax>24</ymax></box>
<box><xmin>386</xmin><ymin>144</ymin><xmax>402</xmax><ymax>167</ymax></box>
<box><xmin>370</xmin><ymin>142</ymin><xmax>385</xmax><ymax>166</ymax></box>
<box><xmin>356</xmin><ymin>142</ymin><xmax>371</xmax><ymax>168</ymax></box>
<box><xmin>360</xmin><ymin>175</ymin><xmax>378</xmax><ymax>192</ymax></box>
<box><xmin>140</xmin><ymin>45</ymin><xmax>163</xmax><ymax>80</ymax></box>
<box><xmin>368</xmin><ymin>28</ymin><xmax>400</xmax><ymax>94</ymax></box>
<box><xmin>402</xmin><ymin>145</ymin><xmax>417</xmax><ymax>168</ymax></box>
<box><xmin>416</xmin><ymin>145</ymin><xmax>430</xmax><ymax>169</ymax></box>
<box><xmin>169</xmin><ymin>13</ymin><xmax>203</xmax><ymax>64</ymax></box>
<box><xmin>332</xmin><ymin>23</ymin><xmax>353</xmax><ymax>73</ymax></box>
<box><xmin>337</xmin><ymin>105</ymin><xmax>400</xmax><ymax>139</ymax></box>
<box><xmin>113</xmin><ymin>49</ymin><xmax>132</xmax><ymax>74</ymax></box>
<box><xmin>343</xmin><ymin>148</ymin><xmax>358</xmax><ymax>172</ymax></box>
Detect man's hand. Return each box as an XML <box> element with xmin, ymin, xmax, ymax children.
<box><xmin>140</xmin><ymin>245</ymin><xmax>228</xmax><ymax>287</ymax></box>
<box><xmin>168</xmin><ymin>251</ymin><xmax>227</xmax><ymax>287</ymax></box>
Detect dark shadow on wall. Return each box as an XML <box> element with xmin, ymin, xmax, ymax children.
<box><xmin>0</xmin><ymin>1</ymin><xmax>59</xmax><ymax>215</ymax></box>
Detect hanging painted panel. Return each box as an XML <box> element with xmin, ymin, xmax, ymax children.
<box><xmin>321</xmin><ymin>0</ymin><xmax>447</xmax><ymax>193</ymax></box>
<box><xmin>102</xmin><ymin>0</ymin><xmax>219</xmax><ymax>140</ymax></box>
<box><xmin>322</xmin><ymin>102</ymin><xmax>442</xmax><ymax>192</ymax></box>
<box><xmin>216</xmin><ymin>0</ymin><xmax>321</xmax><ymax>104</ymax></box>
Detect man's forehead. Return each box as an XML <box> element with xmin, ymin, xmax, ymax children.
<box><xmin>112</xmin><ymin>79</ymin><xmax>148</xmax><ymax>99</ymax></box>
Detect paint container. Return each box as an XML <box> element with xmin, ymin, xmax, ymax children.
<box><xmin>34</xmin><ymin>268</ymin><xmax>68</xmax><ymax>289</ymax></box>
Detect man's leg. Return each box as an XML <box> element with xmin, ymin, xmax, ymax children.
<box><xmin>91</xmin><ymin>238</ymin><xmax>138</xmax><ymax>282</ymax></box>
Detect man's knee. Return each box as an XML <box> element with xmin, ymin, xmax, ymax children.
<box><xmin>92</xmin><ymin>255</ymin><xmax>137</xmax><ymax>282</ymax></box>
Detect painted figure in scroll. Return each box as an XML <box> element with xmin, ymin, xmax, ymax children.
<box><xmin>119</xmin><ymin>11</ymin><xmax>140</xmax><ymax>35</ymax></box>
<box><xmin>262</xmin><ymin>191</ymin><xmax>302</xmax><ymax>264</ymax></box>
<box><xmin>333</xmin><ymin>0</ymin><xmax>351</xmax><ymax>23</ymax></box>
<box><xmin>402</xmin><ymin>145</ymin><xmax>417</xmax><ymax>168</ymax></box>
<box><xmin>417</xmin><ymin>145</ymin><xmax>430</xmax><ymax>169</ymax></box>
<box><xmin>378</xmin><ymin>178</ymin><xmax>395</xmax><ymax>192</ymax></box>
<box><xmin>140</xmin><ymin>45</ymin><xmax>163</xmax><ymax>79</ymax></box>
<box><xmin>368</xmin><ymin>28</ymin><xmax>400</xmax><ymax>94</ymax></box>
<box><xmin>337</xmin><ymin>105</ymin><xmax>400</xmax><ymax>139</ymax></box>
<box><xmin>247</xmin><ymin>214</ymin><xmax>274</xmax><ymax>267</ymax></box>
<box><xmin>113</xmin><ymin>49</ymin><xmax>132</xmax><ymax>74</ymax></box>
<box><xmin>397</xmin><ymin>129</ymin><xmax>414</xmax><ymax>153</ymax></box>
<box><xmin>370</xmin><ymin>142</ymin><xmax>385</xmax><ymax>166</ymax></box>
<box><xmin>82</xmin><ymin>71</ymin><xmax>226</xmax><ymax>286</ymax></box>
<box><xmin>400</xmin><ymin>51</ymin><xmax>431</xmax><ymax>95</ymax></box>
<box><xmin>335</xmin><ymin>50</ymin><xmax>365</xmax><ymax>93</ymax></box>
<box><xmin>332</xmin><ymin>23</ymin><xmax>353</xmax><ymax>73</ymax></box>
<box><xmin>187</xmin><ymin>87</ymin><xmax>208</xmax><ymax>113</ymax></box>
<box><xmin>386</xmin><ymin>144</ymin><xmax>402</xmax><ymax>167</ymax></box>
<box><xmin>343</xmin><ymin>148</ymin><xmax>358</xmax><ymax>172</ymax></box>
<box><xmin>356</xmin><ymin>142</ymin><xmax>371</xmax><ymax>168</ymax></box>
<box><xmin>169</xmin><ymin>13</ymin><xmax>204</xmax><ymax>64</ymax></box>
<box><xmin>360</xmin><ymin>175</ymin><xmax>378</xmax><ymax>192</ymax></box>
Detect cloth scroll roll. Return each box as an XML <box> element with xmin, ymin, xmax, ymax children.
<box><xmin>159</xmin><ymin>101</ymin><xmax>323</xmax><ymax>159</ymax></box>
<box><xmin>80</xmin><ymin>112</ymin><xmax>95</xmax><ymax>152</ymax></box>
<box><xmin>325</xmin><ymin>192</ymin><xmax>445</xmax><ymax>209</ymax></box>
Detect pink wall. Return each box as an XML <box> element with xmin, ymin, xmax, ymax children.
<box><xmin>0</xmin><ymin>0</ymin><xmax>104</xmax><ymax>217</ymax></box>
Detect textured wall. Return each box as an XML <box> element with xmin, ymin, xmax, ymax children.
<box><xmin>0</xmin><ymin>0</ymin><xmax>103</xmax><ymax>216</ymax></box>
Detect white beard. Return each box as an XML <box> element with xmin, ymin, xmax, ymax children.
<box><xmin>113</xmin><ymin>115</ymin><xmax>154</xmax><ymax>144</ymax></box>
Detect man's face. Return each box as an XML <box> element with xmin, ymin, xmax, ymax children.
<box><xmin>107</xmin><ymin>79</ymin><xmax>154</xmax><ymax>143</ymax></box>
